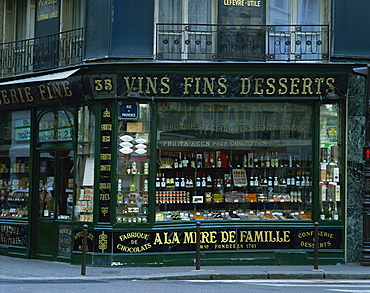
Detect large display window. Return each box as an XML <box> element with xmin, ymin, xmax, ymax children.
<box><xmin>75</xmin><ymin>106</ymin><xmax>96</xmax><ymax>222</ymax></box>
<box><xmin>319</xmin><ymin>103</ymin><xmax>343</xmax><ymax>220</ymax></box>
<box><xmin>155</xmin><ymin>102</ymin><xmax>315</xmax><ymax>221</ymax></box>
<box><xmin>0</xmin><ymin>110</ymin><xmax>31</xmax><ymax>219</ymax></box>
<box><xmin>116</xmin><ymin>103</ymin><xmax>151</xmax><ymax>223</ymax></box>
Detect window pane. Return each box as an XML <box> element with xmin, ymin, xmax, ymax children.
<box><xmin>188</xmin><ymin>0</ymin><xmax>212</xmax><ymax>23</ymax></box>
<box><xmin>0</xmin><ymin>110</ymin><xmax>31</xmax><ymax>219</ymax></box>
<box><xmin>158</xmin><ymin>0</ymin><xmax>182</xmax><ymax>22</ymax></box>
<box><xmin>298</xmin><ymin>0</ymin><xmax>320</xmax><ymax>24</ymax></box>
<box><xmin>268</xmin><ymin>0</ymin><xmax>290</xmax><ymax>25</ymax></box>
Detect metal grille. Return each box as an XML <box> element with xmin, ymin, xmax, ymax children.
<box><xmin>0</xmin><ymin>28</ymin><xmax>84</xmax><ymax>77</ymax></box>
<box><xmin>156</xmin><ymin>24</ymin><xmax>329</xmax><ymax>62</ymax></box>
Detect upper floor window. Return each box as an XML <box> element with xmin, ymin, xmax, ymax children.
<box><xmin>3</xmin><ymin>0</ymin><xmax>35</xmax><ymax>42</ymax></box>
<box><xmin>158</xmin><ymin>0</ymin><xmax>214</xmax><ymax>24</ymax></box>
<box><xmin>156</xmin><ymin>0</ymin><xmax>329</xmax><ymax>62</ymax></box>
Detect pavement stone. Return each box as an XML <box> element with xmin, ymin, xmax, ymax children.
<box><xmin>1</xmin><ymin>255</ymin><xmax>370</xmax><ymax>281</ymax></box>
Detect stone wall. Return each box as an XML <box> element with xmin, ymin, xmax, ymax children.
<box><xmin>346</xmin><ymin>73</ymin><xmax>366</xmax><ymax>262</ymax></box>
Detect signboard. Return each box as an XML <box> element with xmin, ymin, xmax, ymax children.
<box><xmin>119</xmin><ymin>103</ymin><xmax>139</xmax><ymax>120</ymax></box>
<box><xmin>117</xmin><ymin>73</ymin><xmax>349</xmax><ymax>99</ymax></box>
<box><xmin>73</xmin><ymin>227</ymin><xmax>343</xmax><ymax>254</ymax></box>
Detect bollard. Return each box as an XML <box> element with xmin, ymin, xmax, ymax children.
<box><xmin>314</xmin><ymin>222</ymin><xmax>319</xmax><ymax>270</ymax></box>
<box><xmin>195</xmin><ymin>221</ymin><xmax>201</xmax><ymax>270</ymax></box>
<box><xmin>81</xmin><ymin>224</ymin><xmax>88</xmax><ymax>275</ymax></box>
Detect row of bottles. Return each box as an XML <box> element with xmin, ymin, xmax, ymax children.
<box><xmin>163</xmin><ymin>150</ymin><xmax>312</xmax><ymax>169</ymax></box>
<box><xmin>155</xmin><ymin>171</ymin><xmax>312</xmax><ymax>189</ymax></box>
<box><xmin>320</xmin><ymin>202</ymin><xmax>340</xmax><ymax>220</ymax></box>
<box><xmin>249</xmin><ymin>171</ymin><xmax>312</xmax><ymax>187</ymax></box>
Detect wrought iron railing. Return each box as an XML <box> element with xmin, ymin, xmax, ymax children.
<box><xmin>156</xmin><ymin>24</ymin><xmax>329</xmax><ymax>62</ymax></box>
<box><xmin>0</xmin><ymin>28</ymin><xmax>84</xmax><ymax>77</ymax></box>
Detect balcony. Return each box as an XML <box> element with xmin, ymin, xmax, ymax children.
<box><xmin>0</xmin><ymin>28</ymin><xmax>84</xmax><ymax>78</ymax></box>
<box><xmin>156</xmin><ymin>24</ymin><xmax>329</xmax><ymax>62</ymax></box>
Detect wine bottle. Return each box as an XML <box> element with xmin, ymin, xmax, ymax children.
<box><xmin>190</xmin><ymin>153</ymin><xmax>196</xmax><ymax>168</ymax></box>
<box><xmin>182</xmin><ymin>152</ymin><xmax>188</xmax><ymax>168</ymax></box>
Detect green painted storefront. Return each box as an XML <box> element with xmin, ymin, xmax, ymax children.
<box><xmin>0</xmin><ymin>62</ymin><xmax>351</xmax><ymax>266</ymax></box>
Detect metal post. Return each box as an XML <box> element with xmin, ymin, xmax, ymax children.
<box><xmin>81</xmin><ymin>224</ymin><xmax>88</xmax><ymax>275</ymax></box>
<box><xmin>195</xmin><ymin>221</ymin><xmax>201</xmax><ymax>270</ymax></box>
<box><xmin>314</xmin><ymin>222</ymin><xmax>319</xmax><ymax>270</ymax></box>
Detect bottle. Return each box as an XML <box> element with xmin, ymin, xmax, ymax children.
<box><xmin>320</xmin><ymin>205</ymin><xmax>325</xmax><ymax>220</ymax></box>
<box><xmin>196</xmin><ymin>173</ymin><xmax>201</xmax><ymax>187</ymax></box>
<box><xmin>260</xmin><ymin>152</ymin><xmax>265</xmax><ymax>167</ymax></box>
<box><xmin>333</xmin><ymin>203</ymin><xmax>339</xmax><ymax>220</ymax></box>
<box><xmin>243</xmin><ymin>155</ymin><xmax>247</xmax><ymax>169</ymax></box>
<box><xmin>217</xmin><ymin>152</ymin><xmax>222</xmax><ymax>168</ymax></box>
<box><xmin>126</xmin><ymin>165</ymin><xmax>131</xmax><ymax>174</ymax></box>
<box><xmin>296</xmin><ymin>172</ymin><xmax>301</xmax><ymax>186</ymax></box>
<box><xmin>290</xmin><ymin>172</ymin><xmax>295</xmax><ymax>186</ymax></box>
<box><xmin>188</xmin><ymin>176</ymin><xmax>194</xmax><ymax>188</ymax></box>
<box><xmin>161</xmin><ymin>174</ymin><xmax>166</xmax><ymax>188</ymax></box>
<box><xmin>235</xmin><ymin>156</ymin><xmax>241</xmax><ymax>168</ymax></box>
<box><xmin>197</xmin><ymin>154</ymin><xmax>202</xmax><ymax>168</ymax></box>
<box><xmin>182</xmin><ymin>153</ymin><xmax>188</xmax><ymax>168</ymax></box>
<box><xmin>202</xmin><ymin>174</ymin><xmax>207</xmax><ymax>187</ymax></box>
<box><xmin>206</xmin><ymin>174</ymin><xmax>212</xmax><ymax>187</ymax></box>
<box><xmin>175</xmin><ymin>173</ymin><xmax>180</xmax><ymax>188</ymax></box>
<box><xmin>287</xmin><ymin>172</ymin><xmax>292</xmax><ymax>186</ymax></box>
<box><xmin>174</xmin><ymin>158</ymin><xmax>179</xmax><ymax>169</ymax></box>
<box><xmin>267</xmin><ymin>173</ymin><xmax>273</xmax><ymax>187</ymax></box>
<box><xmin>178</xmin><ymin>152</ymin><xmax>183</xmax><ymax>168</ymax></box>
<box><xmin>274</xmin><ymin>152</ymin><xmax>279</xmax><ymax>167</ymax></box>
<box><xmin>131</xmin><ymin>162</ymin><xmax>137</xmax><ymax>174</ymax></box>
<box><xmin>156</xmin><ymin>173</ymin><xmax>161</xmax><ymax>188</ymax></box>
<box><xmin>253</xmin><ymin>152</ymin><xmax>259</xmax><ymax>168</ymax></box>
<box><xmin>265</xmin><ymin>153</ymin><xmax>270</xmax><ymax>167</ymax></box>
<box><xmin>270</xmin><ymin>152</ymin><xmax>274</xmax><ymax>168</ymax></box>
<box><xmin>180</xmin><ymin>173</ymin><xmax>186</xmax><ymax>188</ymax></box>
<box><xmin>190</xmin><ymin>153</ymin><xmax>196</xmax><ymax>168</ymax></box>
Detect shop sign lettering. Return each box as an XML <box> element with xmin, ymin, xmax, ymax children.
<box><xmin>111</xmin><ymin>228</ymin><xmax>342</xmax><ymax>254</ymax></box>
<box><xmin>159</xmin><ymin>139</ymin><xmax>311</xmax><ymax>148</ymax></box>
<box><xmin>0</xmin><ymin>80</ymin><xmax>77</xmax><ymax>108</ymax></box>
<box><xmin>118</xmin><ymin>74</ymin><xmax>347</xmax><ymax>98</ymax></box>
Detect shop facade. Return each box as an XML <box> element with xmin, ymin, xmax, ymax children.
<box><xmin>0</xmin><ymin>62</ymin><xmax>353</xmax><ymax>266</ymax></box>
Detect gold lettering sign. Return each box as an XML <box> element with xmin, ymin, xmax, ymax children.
<box><xmin>120</xmin><ymin>75</ymin><xmax>340</xmax><ymax>98</ymax></box>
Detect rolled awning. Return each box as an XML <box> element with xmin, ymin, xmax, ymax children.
<box><xmin>0</xmin><ymin>68</ymin><xmax>80</xmax><ymax>86</ymax></box>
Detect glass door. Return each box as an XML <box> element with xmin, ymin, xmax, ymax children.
<box><xmin>35</xmin><ymin>149</ymin><xmax>74</xmax><ymax>260</ymax></box>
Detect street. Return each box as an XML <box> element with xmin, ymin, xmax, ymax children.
<box><xmin>1</xmin><ymin>279</ymin><xmax>369</xmax><ymax>293</ymax></box>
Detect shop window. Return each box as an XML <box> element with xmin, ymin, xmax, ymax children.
<box><xmin>0</xmin><ymin>110</ymin><xmax>31</xmax><ymax>219</ymax></box>
<box><xmin>319</xmin><ymin>103</ymin><xmax>342</xmax><ymax>220</ymax></box>
<box><xmin>155</xmin><ymin>102</ymin><xmax>314</xmax><ymax>221</ymax></box>
<box><xmin>116</xmin><ymin>103</ymin><xmax>150</xmax><ymax>223</ymax></box>
<box><xmin>75</xmin><ymin>106</ymin><xmax>95</xmax><ymax>222</ymax></box>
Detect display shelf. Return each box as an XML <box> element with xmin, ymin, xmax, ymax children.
<box><xmin>155</xmin><ymin>148</ymin><xmax>314</xmax><ymax>222</ymax></box>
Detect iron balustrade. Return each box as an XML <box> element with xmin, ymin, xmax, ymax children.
<box><xmin>0</xmin><ymin>28</ymin><xmax>84</xmax><ymax>77</ymax></box>
<box><xmin>156</xmin><ymin>24</ymin><xmax>329</xmax><ymax>62</ymax></box>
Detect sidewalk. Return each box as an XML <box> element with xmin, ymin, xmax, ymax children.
<box><xmin>1</xmin><ymin>255</ymin><xmax>370</xmax><ymax>281</ymax></box>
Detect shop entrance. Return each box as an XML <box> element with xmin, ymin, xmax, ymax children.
<box><xmin>34</xmin><ymin>148</ymin><xmax>74</xmax><ymax>260</ymax></box>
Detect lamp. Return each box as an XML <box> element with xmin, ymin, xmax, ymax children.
<box><xmin>325</xmin><ymin>87</ymin><xmax>345</xmax><ymax>99</ymax></box>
